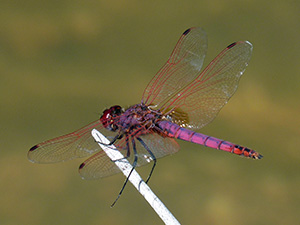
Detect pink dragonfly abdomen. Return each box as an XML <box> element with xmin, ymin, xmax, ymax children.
<box><xmin>157</xmin><ymin>121</ymin><xmax>262</xmax><ymax>159</ymax></box>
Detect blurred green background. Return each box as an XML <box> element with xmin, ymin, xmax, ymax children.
<box><xmin>1</xmin><ymin>0</ymin><xmax>299</xmax><ymax>224</ymax></box>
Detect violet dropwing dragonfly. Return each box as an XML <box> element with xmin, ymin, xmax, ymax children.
<box><xmin>28</xmin><ymin>27</ymin><xmax>262</xmax><ymax>203</ymax></box>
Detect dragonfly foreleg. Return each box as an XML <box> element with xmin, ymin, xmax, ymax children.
<box><xmin>95</xmin><ymin>133</ymin><xmax>123</xmax><ymax>147</ymax></box>
<box><xmin>111</xmin><ymin>135</ymin><xmax>131</xmax><ymax>164</ymax></box>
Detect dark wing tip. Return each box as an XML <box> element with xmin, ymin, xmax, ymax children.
<box><xmin>182</xmin><ymin>28</ymin><xmax>191</xmax><ymax>36</ymax></box>
<box><xmin>29</xmin><ymin>145</ymin><xmax>39</xmax><ymax>151</ymax></box>
<box><xmin>227</xmin><ymin>42</ymin><xmax>237</xmax><ymax>49</ymax></box>
<box><xmin>79</xmin><ymin>162</ymin><xmax>85</xmax><ymax>169</ymax></box>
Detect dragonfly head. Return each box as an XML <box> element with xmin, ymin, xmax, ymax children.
<box><xmin>100</xmin><ymin>105</ymin><xmax>123</xmax><ymax>131</ymax></box>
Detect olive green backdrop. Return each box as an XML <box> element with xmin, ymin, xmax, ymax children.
<box><xmin>1</xmin><ymin>0</ymin><xmax>299</xmax><ymax>224</ymax></box>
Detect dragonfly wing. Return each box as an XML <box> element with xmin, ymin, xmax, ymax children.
<box><xmin>79</xmin><ymin>150</ymin><xmax>122</xmax><ymax>179</ymax></box>
<box><xmin>137</xmin><ymin>132</ymin><xmax>180</xmax><ymax>164</ymax></box>
<box><xmin>78</xmin><ymin>131</ymin><xmax>180</xmax><ymax>179</ymax></box>
<box><xmin>142</xmin><ymin>27</ymin><xmax>207</xmax><ymax>106</ymax></box>
<box><xmin>28</xmin><ymin>120</ymin><xmax>115</xmax><ymax>163</ymax></box>
<box><xmin>159</xmin><ymin>41</ymin><xmax>253</xmax><ymax>129</ymax></box>
<box><xmin>79</xmin><ymin>134</ymin><xmax>134</xmax><ymax>179</ymax></box>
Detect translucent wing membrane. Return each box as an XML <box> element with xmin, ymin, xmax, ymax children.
<box><xmin>159</xmin><ymin>41</ymin><xmax>252</xmax><ymax>129</ymax></box>
<box><xmin>140</xmin><ymin>132</ymin><xmax>179</xmax><ymax>159</ymax></box>
<box><xmin>78</xmin><ymin>151</ymin><xmax>121</xmax><ymax>179</ymax></box>
<box><xmin>29</xmin><ymin>116</ymin><xmax>179</xmax><ymax>180</ymax></box>
<box><xmin>28</xmin><ymin>120</ymin><xmax>110</xmax><ymax>163</ymax></box>
<box><xmin>143</xmin><ymin>32</ymin><xmax>252</xmax><ymax>129</ymax></box>
<box><xmin>142</xmin><ymin>27</ymin><xmax>208</xmax><ymax>107</ymax></box>
<box><xmin>79</xmin><ymin>132</ymin><xmax>179</xmax><ymax>180</ymax></box>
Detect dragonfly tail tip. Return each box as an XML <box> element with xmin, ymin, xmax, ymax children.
<box><xmin>257</xmin><ymin>154</ymin><xmax>263</xmax><ymax>159</ymax></box>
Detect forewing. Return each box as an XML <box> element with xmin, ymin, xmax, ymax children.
<box><xmin>142</xmin><ymin>27</ymin><xmax>207</xmax><ymax>107</ymax></box>
<box><xmin>28</xmin><ymin>120</ymin><xmax>115</xmax><ymax>163</ymax></box>
<box><xmin>160</xmin><ymin>41</ymin><xmax>253</xmax><ymax>129</ymax></box>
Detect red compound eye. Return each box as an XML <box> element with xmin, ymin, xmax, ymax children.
<box><xmin>100</xmin><ymin>109</ymin><xmax>112</xmax><ymax>129</ymax></box>
<box><xmin>100</xmin><ymin>105</ymin><xmax>122</xmax><ymax>131</ymax></box>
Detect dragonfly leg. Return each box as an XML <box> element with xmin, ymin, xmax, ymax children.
<box><xmin>111</xmin><ymin>136</ymin><xmax>138</xmax><ymax>207</ymax></box>
<box><xmin>136</xmin><ymin>137</ymin><xmax>157</xmax><ymax>184</ymax></box>
<box><xmin>109</xmin><ymin>133</ymin><xmax>124</xmax><ymax>145</ymax></box>
<box><xmin>110</xmin><ymin>134</ymin><xmax>131</xmax><ymax>163</ymax></box>
<box><xmin>95</xmin><ymin>133</ymin><xmax>123</xmax><ymax>147</ymax></box>
<box><xmin>97</xmin><ymin>133</ymin><xmax>128</xmax><ymax>163</ymax></box>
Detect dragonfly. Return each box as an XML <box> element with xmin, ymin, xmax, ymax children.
<box><xmin>28</xmin><ymin>27</ymin><xmax>263</xmax><ymax>205</ymax></box>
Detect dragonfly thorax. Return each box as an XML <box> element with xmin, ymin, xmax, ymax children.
<box><xmin>101</xmin><ymin>104</ymin><xmax>162</xmax><ymax>135</ymax></box>
<box><xmin>120</xmin><ymin>104</ymin><xmax>162</xmax><ymax>133</ymax></box>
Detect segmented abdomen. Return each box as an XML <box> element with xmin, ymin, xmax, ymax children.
<box><xmin>157</xmin><ymin>120</ymin><xmax>263</xmax><ymax>159</ymax></box>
